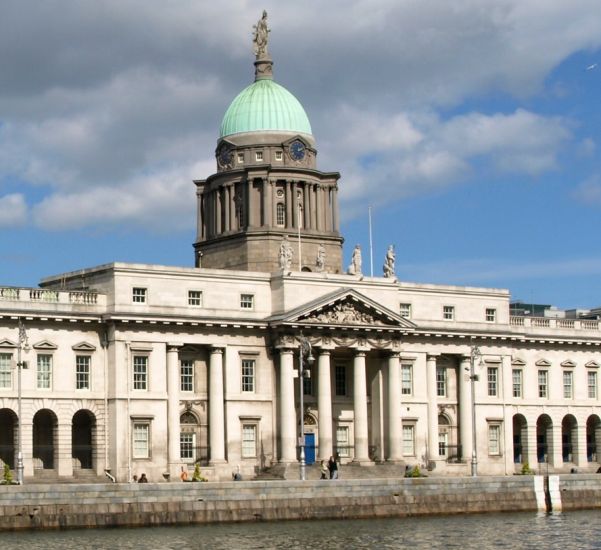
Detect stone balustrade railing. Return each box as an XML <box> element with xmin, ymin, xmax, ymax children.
<box><xmin>510</xmin><ymin>316</ymin><xmax>600</xmax><ymax>331</ymax></box>
<box><xmin>0</xmin><ymin>287</ymin><xmax>103</xmax><ymax>307</ymax></box>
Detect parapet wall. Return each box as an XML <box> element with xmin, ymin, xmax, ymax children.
<box><xmin>0</xmin><ymin>475</ymin><xmax>599</xmax><ymax>531</ymax></box>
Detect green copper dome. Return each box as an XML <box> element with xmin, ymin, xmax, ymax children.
<box><xmin>220</xmin><ymin>79</ymin><xmax>312</xmax><ymax>138</ymax></box>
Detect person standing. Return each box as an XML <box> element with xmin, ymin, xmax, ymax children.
<box><xmin>320</xmin><ymin>460</ymin><xmax>329</xmax><ymax>480</ymax></box>
<box><xmin>328</xmin><ymin>456</ymin><xmax>338</xmax><ymax>480</ymax></box>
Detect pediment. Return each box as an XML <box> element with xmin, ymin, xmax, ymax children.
<box><xmin>0</xmin><ymin>339</ymin><xmax>17</xmax><ymax>349</ymax></box>
<box><xmin>32</xmin><ymin>340</ymin><xmax>58</xmax><ymax>350</ymax></box>
<box><xmin>535</xmin><ymin>358</ymin><xmax>551</xmax><ymax>367</ymax></box>
<box><xmin>72</xmin><ymin>341</ymin><xmax>97</xmax><ymax>352</ymax></box>
<box><xmin>511</xmin><ymin>357</ymin><xmax>526</xmax><ymax>367</ymax></box>
<box><xmin>269</xmin><ymin>288</ymin><xmax>416</xmax><ymax>330</ymax></box>
<box><xmin>586</xmin><ymin>360</ymin><xmax>600</xmax><ymax>369</ymax></box>
<box><xmin>561</xmin><ymin>359</ymin><xmax>576</xmax><ymax>368</ymax></box>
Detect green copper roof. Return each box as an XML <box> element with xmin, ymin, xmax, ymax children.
<box><xmin>220</xmin><ymin>79</ymin><xmax>312</xmax><ymax>138</ymax></box>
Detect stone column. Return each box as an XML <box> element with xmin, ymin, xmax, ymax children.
<box><xmin>291</xmin><ymin>181</ymin><xmax>299</xmax><ymax>229</ymax></box>
<box><xmin>353</xmin><ymin>351</ymin><xmax>370</xmax><ymax>463</ymax></box>
<box><xmin>387</xmin><ymin>352</ymin><xmax>402</xmax><ymax>462</ymax></box>
<box><xmin>332</xmin><ymin>184</ymin><xmax>340</xmax><ymax>232</ymax></box>
<box><xmin>426</xmin><ymin>354</ymin><xmax>439</xmax><ymax>461</ymax></box>
<box><xmin>279</xmin><ymin>349</ymin><xmax>296</xmax><ymax>462</ymax></box>
<box><xmin>263</xmin><ymin>179</ymin><xmax>272</xmax><ymax>227</ymax></box>
<box><xmin>550</xmin><ymin>424</ymin><xmax>562</xmax><ymax>468</ymax></box>
<box><xmin>285</xmin><ymin>182</ymin><xmax>293</xmax><ymax>230</ymax></box>
<box><xmin>209</xmin><ymin>347</ymin><xmax>226</xmax><ymax>464</ymax></box>
<box><xmin>574</xmin><ymin>424</ymin><xmax>587</xmax><ymax>468</ymax></box>
<box><xmin>166</xmin><ymin>344</ymin><xmax>182</xmax><ymax>472</ymax></box>
<box><xmin>57</xmin><ymin>421</ymin><xmax>73</xmax><ymax>477</ymax></box>
<box><xmin>316</xmin><ymin>185</ymin><xmax>323</xmax><ymax>231</ymax></box>
<box><xmin>215</xmin><ymin>189</ymin><xmax>222</xmax><ymax>234</ymax></box>
<box><xmin>21</xmin><ymin>419</ymin><xmax>34</xmax><ymax>477</ymax></box>
<box><xmin>317</xmin><ymin>350</ymin><xmax>333</xmax><ymax>460</ymax></box>
<box><xmin>459</xmin><ymin>356</ymin><xmax>472</xmax><ymax>463</ymax></box>
<box><xmin>525</xmin><ymin>422</ymin><xmax>538</xmax><ymax>469</ymax></box>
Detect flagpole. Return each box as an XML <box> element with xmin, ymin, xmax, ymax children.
<box><xmin>368</xmin><ymin>206</ymin><xmax>374</xmax><ymax>277</ymax></box>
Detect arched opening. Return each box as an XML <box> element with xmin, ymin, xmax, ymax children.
<box><xmin>536</xmin><ymin>414</ymin><xmax>553</xmax><ymax>463</ymax></box>
<box><xmin>512</xmin><ymin>414</ymin><xmax>528</xmax><ymax>464</ymax></box>
<box><xmin>0</xmin><ymin>409</ymin><xmax>17</xmax><ymax>469</ymax></box>
<box><xmin>72</xmin><ymin>410</ymin><xmax>96</xmax><ymax>470</ymax></box>
<box><xmin>180</xmin><ymin>410</ymin><xmax>203</xmax><ymax>464</ymax></box>
<box><xmin>587</xmin><ymin>415</ymin><xmax>601</xmax><ymax>463</ymax></box>
<box><xmin>438</xmin><ymin>414</ymin><xmax>453</xmax><ymax>460</ymax></box>
<box><xmin>301</xmin><ymin>266</ymin><xmax>312</xmax><ymax>272</ymax></box>
<box><xmin>304</xmin><ymin>412</ymin><xmax>317</xmax><ymax>465</ymax></box>
<box><xmin>33</xmin><ymin>409</ymin><xmax>58</xmax><ymax>470</ymax></box>
<box><xmin>562</xmin><ymin>414</ymin><xmax>578</xmax><ymax>463</ymax></box>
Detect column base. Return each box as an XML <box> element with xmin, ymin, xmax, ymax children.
<box><xmin>352</xmin><ymin>459</ymin><xmax>375</xmax><ymax>467</ymax></box>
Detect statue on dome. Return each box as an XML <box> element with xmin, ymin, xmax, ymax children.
<box><xmin>347</xmin><ymin>244</ymin><xmax>362</xmax><ymax>276</ymax></box>
<box><xmin>279</xmin><ymin>235</ymin><xmax>293</xmax><ymax>270</ymax></box>
<box><xmin>253</xmin><ymin>10</ymin><xmax>270</xmax><ymax>57</ymax></box>
<box><xmin>383</xmin><ymin>245</ymin><xmax>395</xmax><ymax>278</ymax></box>
<box><xmin>316</xmin><ymin>243</ymin><xmax>326</xmax><ymax>272</ymax></box>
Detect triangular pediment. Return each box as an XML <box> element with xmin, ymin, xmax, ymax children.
<box><xmin>32</xmin><ymin>340</ymin><xmax>58</xmax><ymax>350</ymax></box>
<box><xmin>511</xmin><ymin>357</ymin><xmax>526</xmax><ymax>367</ymax></box>
<box><xmin>586</xmin><ymin>360</ymin><xmax>600</xmax><ymax>369</ymax></box>
<box><xmin>72</xmin><ymin>341</ymin><xmax>97</xmax><ymax>352</ymax></box>
<box><xmin>535</xmin><ymin>358</ymin><xmax>551</xmax><ymax>367</ymax></box>
<box><xmin>561</xmin><ymin>359</ymin><xmax>576</xmax><ymax>368</ymax></box>
<box><xmin>0</xmin><ymin>339</ymin><xmax>17</xmax><ymax>349</ymax></box>
<box><xmin>268</xmin><ymin>288</ymin><xmax>416</xmax><ymax>330</ymax></box>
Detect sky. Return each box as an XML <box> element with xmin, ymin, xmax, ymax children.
<box><xmin>1</xmin><ymin>0</ymin><xmax>600</xmax><ymax>309</ymax></box>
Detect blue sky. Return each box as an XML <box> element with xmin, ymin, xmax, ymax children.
<box><xmin>1</xmin><ymin>1</ymin><xmax>600</xmax><ymax>309</ymax></box>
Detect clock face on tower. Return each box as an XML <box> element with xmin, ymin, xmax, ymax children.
<box><xmin>289</xmin><ymin>140</ymin><xmax>306</xmax><ymax>161</ymax></box>
<box><xmin>218</xmin><ymin>145</ymin><xmax>233</xmax><ymax>167</ymax></box>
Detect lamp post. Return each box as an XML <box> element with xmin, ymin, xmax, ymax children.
<box><xmin>298</xmin><ymin>334</ymin><xmax>314</xmax><ymax>481</ymax></box>
<box><xmin>469</xmin><ymin>341</ymin><xmax>483</xmax><ymax>477</ymax></box>
<box><xmin>16</xmin><ymin>319</ymin><xmax>30</xmax><ymax>485</ymax></box>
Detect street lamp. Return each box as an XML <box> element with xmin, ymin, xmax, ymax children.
<box><xmin>16</xmin><ymin>319</ymin><xmax>30</xmax><ymax>485</ymax></box>
<box><xmin>297</xmin><ymin>334</ymin><xmax>314</xmax><ymax>481</ymax></box>
<box><xmin>469</xmin><ymin>341</ymin><xmax>483</xmax><ymax>477</ymax></box>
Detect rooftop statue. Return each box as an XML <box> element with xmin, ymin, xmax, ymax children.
<box><xmin>383</xmin><ymin>245</ymin><xmax>395</xmax><ymax>278</ymax></box>
<box><xmin>253</xmin><ymin>10</ymin><xmax>270</xmax><ymax>57</ymax></box>
<box><xmin>347</xmin><ymin>244</ymin><xmax>362</xmax><ymax>276</ymax></box>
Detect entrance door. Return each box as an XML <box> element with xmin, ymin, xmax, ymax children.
<box><xmin>305</xmin><ymin>433</ymin><xmax>316</xmax><ymax>465</ymax></box>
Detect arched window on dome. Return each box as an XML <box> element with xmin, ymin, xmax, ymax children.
<box><xmin>276</xmin><ymin>203</ymin><xmax>285</xmax><ymax>226</ymax></box>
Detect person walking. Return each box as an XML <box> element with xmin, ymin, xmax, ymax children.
<box><xmin>328</xmin><ymin>456</ymin><xmax>338</xmax><ymax>480</ymax></box>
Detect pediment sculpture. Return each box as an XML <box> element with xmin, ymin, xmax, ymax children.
<box><xmin>302</xmin><ymin>301</ymin><xmax>385</xmax><ymax>326</ymax></box>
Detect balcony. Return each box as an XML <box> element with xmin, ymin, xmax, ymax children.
<box><xmin>0</xmin><ymin>287</ymin><xmax>106</xmax><ymax>316</ymax></box>
<box><xmin>510</xmin><ymin>316</ymin><xmax>600</xmax><ymax>332</ymax></box>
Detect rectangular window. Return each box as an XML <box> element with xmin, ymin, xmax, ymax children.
<box><xmin>180</xmin><ymin>432</ymin><xmax>195</xmax><ymax>461</ymax></box>
<box><xmin>588</xmin><ymin>371</ymin><xmax>598</xmax><ymax>399</ymax></box>
<box><xmin>486</xmin><ymin>308</ymin><xmax>497</xmax><ymax>322</ymax></box>
<box><xmin>443</xmin><ymin>305</ymin><xmax>455</xmax><ymax>320</ymax></box>
<box><xmin>276</xmin><ymin>203</ymin><xmax>286</xmax><ymax>226</ymax></box>
<box><xmin>538</xmin><ymin>370</ymin><xmax>548</xmax><ymax>398</ymax></box>
<box><xmin>241</xmin><ymin>359</ymin><xmax>255</xmax><ymax>392</ymax></box>
<box><xmin>488</xmin><ymin>424</ymin><xmax>501</xmax><ymax>455</ymax></box>
<box><xmin>436</xmin><ymin>367</ymin><xmax>446</xmax><ymax>397</ymax></box>
<box><xmin>563</xmin><ymin>371</ymin><xmax>573</xmax><ymax>399</ymax></box>
<box><xmin>487</xmin><ymin>367</ymin><xmax>498</xmax><ymax>397</ymax></box>
<box><xmin>37</xmin><ymin>354</ymin><xmax>52</xmax><ymax>389</ymax></box>
<box><xmin>240</xmin><ymin>294</ymin><xmax>254</xmax><ymax>309</ymax></box>
<box><xmin>336</xmin><ymin>426</ymin><xmax>349</xmax><ymax>457</ymax></box>
<box><xmin>403</xmin><ymin>425</ymin><xmax>415</xmax><ymax>456</ymax></box>
<box><xmin>132</xmin><ymin>423</ymin><xmax>150</xmax><ymax>459</ymax></box>
<box><xmin>275</xmin><ymin>150</ymin><xmax>283</xmax><ymax>161</ymax></box>
<box><xmin>255</xmin><ymin>151</ymin><xmax>263</xmax><ymax>162</ymax></box>
<box><xmin>241</xmin><ymin>424</ymin><xmax>257</xmax><ymax>458</ymax></box>
<box><xmin>76</xmin><ymin>355</ymin><xmax>91</xmax><ymax>390</ymax></box>
<box><xmin>335</xmin><ymin>365</ymin><xmax>347</xmax><ymax>396</ymax></box>
<box><xmin>0</xmin><ymin>353</ymin><xmax>12</xmax><ymax>389</ymax></box>
<box><xmin>438</xmin><ymin>431</ymin><xmax>448</xmax><ymax>457</ymax></box>
<box><xmin>237</xmin><ymin>152</ymin><xmax>244</xmax><ymax>164</ymax></box>
<box><xmin>512</xmin><ymin>369</ymin><xmax>522</xmax><ymax>398</ymax></box>
<box><xmin>180</xmin><ymin>359</ymin><xmax>194</xmax><ymax>392</ymax></box>
<box><xmin>401</xmin><ymin>363</ymin><xmax>413</xmax><ymax>396</ymax></box>
<box><xmin>399</xmin><ymin>303</ymin><xmax>411</xmax><ymax>319</ymax></box>
<box><xmin>188</xmin><ymin>290</ymin><xmax>203</xmax><ymax>306</ymax></box>
<box><xmin>133</xmin><ymin>355</ymin><xmax>148</xmax><ymax>390</ymax></box>
<box><xmin>132</xmin><ymin>287</ymin><xmax>147</xmax><ymax>303</ymax></box>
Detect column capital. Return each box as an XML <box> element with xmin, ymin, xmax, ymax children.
<box><xmin>353</xmin><ymin>350</ymin><xmax>367</xmax><ymax>357</ymax></box>
<box><xmin>426</xmin><ymin>353</ymin><xmax>440</xmax><ymax>361</ymax></box>
<box><xmin>317</xmin><ymin>349</ymin><xmax>331</xmax><ymax>357</ymax></box>
<box><xmin>166</xmin><ymin>343</ymin><xmax>183</xmax><ymax>353</ymax></box>
<box><xmin>388</xmin><ymin>351</ymin><xmax>401</xmax><ymax>359</ymax></box>
<box><xmin>210</xmin><ymin>347</ymin><xmax>225</xmax><ymax>355</ymax></box>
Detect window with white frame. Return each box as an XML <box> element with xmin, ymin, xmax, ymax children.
<box><xmin>132</xmin><ymin>422</ymin><xmax>150</xmax><ymax>459</ymax></box>
<box><xmin>402</xmin><ymin>424</ymin><xmax>415</xmax><ymax>456</ymax></box>
<box><xmin>563</xmin><ymin>371</ymin><xmax>573</xmax><ymax>399</ymax></box>
<box><xmin>180</xmin><ymin>432</ymin><xmax>196</xmax><ymax>461</ymax></box>
<box><xmin>133</xmin><ymin>355</ymin><xmax>148</xmax><ymax>390</ymax></box>
<box><xmin>275</xmin><ymin>150</ymin><xmax>283</xmax><ymax>161</ymax></box>
<box><xmin>538</xmin><ymin>370</ymin><xmax>548</xmax><ymax>398</ymax></box>
<box><xmin>438</xmin><ymin>431</ymin><xmax>448</xmax><ymax>457</ymax></box>
<box><xmin>401</xmin><ymin>363</ymin><xmax>412</xmax><ymax>395</ymax></box>
<box><xmin>237</xmin><ymin>152</ymin><xmax>244</xmax><ymax>164</ymax></box>
<box><xmin>76</xmin><ymin>355</ymin><xmax>91</xmax><ymax>390</ymax></box>
<box><xmin>487</xmin><ymin>367</ymin><xmax>498</xmax><ymax>397</ymax></box>
<box><xmin>488</xmin><ymin>424</ymin><xmax>501</xmax><ymax>455</ymax></box>
<box><xmin>241</xmin><ymin>424</ymin><xmax>257</xmax><ymax>458</ymax></box>
<box><xmin>443</xmin><ymin>305</ymin><xmax>455</xmax><ymax>320</ymax></box>
<box><xmin>37</xmin><ymin>354</ymin><xmax>52</xmax><ymax>389</ymax></box>
<box><xmin>436</xmin><ymin>367</ymin><xmax>447</xmax><ymax>397</ymax></box>
<box><xmin>132</xmin><ymin>287</ymin><xmax>147</xmax><ymax>303</ymax></box>
<box><xmin>588</xmin><ymin>371</ymin><xmax>598</xmax><ymax>399</ymax></box>
<box><xmin>255</xmin><ymin>151</ymin><xmax>263</xmax><ymax>162</ymax></box>
<box><xmin>335</xmin><ymin>365</ymin><xmax>347</xmax><ymax>396</ymax></box>
<box><xmin>0</xmin><ymin>353</ymin><xmax>12</xmax><ymax>389</ymax></box>
<box><xmin>486</xmin><ymin>308</ymin><xmax>497</xmax><ymax>322</ymax></box>
<box><xmin>240</xmin><ymin>294</ymin><xmax>254</xmax><ymax>309</ymax></box>
<box><xmin>241</xmin><ymin>359</ymin><xmax>255</xmax><ymax>392</ymax></box>
<box><xmin>188</xmin><ymin>290</ymin><xmax>202</xmax><ymax>306</ymax></box>
<box><xmin>336</xmin><ymin>426</ymin><xmax>350</xmax><ymax>457</ymax></box>
<box><xmin>180</xmin><ymin>359</ymin><xmax>194</xmax><ymax>392</ymax></box>
<box><xmin>399</xmin><ymin>303</ymin><xmax>411</xmax><ymax>319</ymax></box>
<box><xmin>276</xmin><ymin>203</ymin><xmax>285</xmax><ymax>226</ymax></box>
<box><xmin>512</xmin><ymin>369</ymin><xmax>522</xmax><ymax>398</ymax></box>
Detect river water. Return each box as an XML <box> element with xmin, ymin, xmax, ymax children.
<box><xmin>0</xmin><ymin>511</ymin><xmax>600</xmax><ymax>549</ymax></box>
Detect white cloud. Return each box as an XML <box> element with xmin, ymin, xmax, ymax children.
<box><xmin>0</xmin><ymin>194</ymin><xmax>28</xmax><ymax>226</ymax></box>
<box><xmin>573</xmin><ymin>176</ymin><xmax>601</xmax><ymax>206</ymax></box>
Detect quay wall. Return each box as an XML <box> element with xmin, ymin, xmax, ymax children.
<box><xmin>0</xmin><ymin>475</ymin><xmax>598</xmax><ymax>531</ymax></box>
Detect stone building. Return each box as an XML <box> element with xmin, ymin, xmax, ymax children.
<box><xmin>1</xmin><ymin>16</ymin><xmax>600</xmax><ymax>482</ymax></box>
